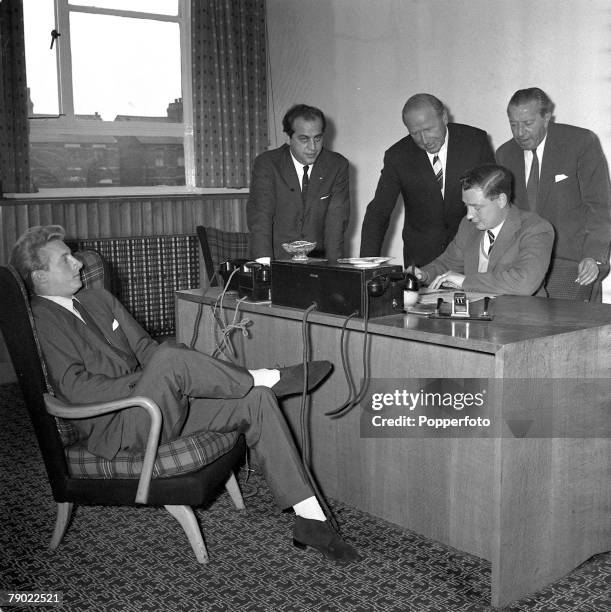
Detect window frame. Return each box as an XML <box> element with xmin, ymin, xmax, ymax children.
<box><xmin>23</xmin><ymin>0</ymin><xmax>204</xmax><ymax>196</ymax></box>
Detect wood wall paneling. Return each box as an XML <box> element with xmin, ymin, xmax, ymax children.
<box><xmin>0</xmin><ymin>195</ymin><xmax>249</xmax><ymax>264</ymax></box>
<box><xmin>0</xmin><ymin>194</ymin><xmax>249</xmax><ymax>380</ymax></box>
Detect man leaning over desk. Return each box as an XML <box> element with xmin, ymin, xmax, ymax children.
<box><xmin>414</xmin><ymin>164</ymin><xmax>554</xmax><ymax>296</ymax></box>
<box><xmin>360</xmin><ymin>93</ymin><xmax>495</xmax><ymax>267</ymax></box>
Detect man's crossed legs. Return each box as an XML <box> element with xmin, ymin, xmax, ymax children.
<box><xmin>129</xmin><ymin>343</ymin><xmax>361</xmax><ymax>562</ymax></box>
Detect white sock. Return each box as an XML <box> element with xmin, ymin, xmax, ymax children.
<box><xmin>249</xmin><ymin>368</ymin><xmax>280</xmax><ymax>388</ymax></box>
<box><xmin>293</xmin><ymin>496</ymin><xmax>327</xmax><ymax>521</ymax></box>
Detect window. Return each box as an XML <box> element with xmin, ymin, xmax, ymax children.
<box><xmin>23</xmin><ymin>0</ymin><xmax>193</xmax><ymax>193</ymax></box>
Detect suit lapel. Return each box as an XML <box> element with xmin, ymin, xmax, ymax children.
<box><xmin>464</xmin><ymin>225</ymin><xmax>482</xmax><ymax>273</ymax></box>
<box><xmin>509</xmin><ymin>143</ymin><xmax>528</xmax><ymax>210</ymax></box>
<box><xmin>487</xmin><ymin>207</ymin><xmax>520</xmax><ymax>269</ymax></box>
<box><xmin>37</xmin><ymin>295</ymin><xmax>135</xmax><ymax>366</ymax></box>
<box><xmin>308</xmin><ymin>153</ymin><xmax>328</xmax><ymax>203</ymax></box>
<box><xmin>537</xmin><ymin>125</ymin><xmax>558</xmax><ymax>218</ymax></box>
<box><xmin>35</xmin><ymin>297</ymin><xmax>113</xmax><ymax>355</ymax></box>
<box><xmin>445</xmin><ymin>125</ymin><xmax>464</xmax><ymax>209</ymax></box>
<box><xmin>280</xmin><ymin>145</ymin><xmax>301</xmax><ymax>193</ymax></box>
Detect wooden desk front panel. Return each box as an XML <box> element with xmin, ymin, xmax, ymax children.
<box><xmin>178</xmin><ymin>298</ymin><xmax>497</xmax><ymax>561</ymax></box>
<box><xmin>491</xmin><ymin>332</ymin><xmax>611</xmax><ymax>601</ymax></box>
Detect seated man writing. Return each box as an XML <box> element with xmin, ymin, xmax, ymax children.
<box><xmin>414</xmin><ymin>164</ymin><xmax>554</xmax><ymax>295</ymax></box>
<box><xmin>10</xmin><ymin>225</ymin><xmax>361</xmax><ymax>563</ymax></box>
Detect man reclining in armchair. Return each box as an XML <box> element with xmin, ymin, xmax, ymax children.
<box><xmin>10</xmin><ymin>225</ymin><xmax>361</xmax><ymax>563</ymax></box>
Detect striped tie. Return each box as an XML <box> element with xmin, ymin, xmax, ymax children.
<box><xmin>487</xmin><ymin>230</ymin><xmax>495</xmax><ymax>254</ymax></box>
<box><xmin>433</xmin><ymin>155</ymin><xmax>443</xmax><ymax>191</ymax></box>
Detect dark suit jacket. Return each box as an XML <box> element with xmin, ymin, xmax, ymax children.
<box><xmin>360</xmin><ymin>123</ymin><xmax>495</xmax><ymax>267</ymax></box>
<box><xmin>422</xmin><ymin>206</ymin><xmax>554</xmax><ymax>295</ymax></box>
<box><xmin>496</xmin><ymin>122</ymin><xmax>611</xmax><ymax>265</ymax></box>
<box><xmin>32</xmin><ymin>289</ymin><xmax>252</xmax><ymax>459</ymax></box>
<box><xmin>247</xmin><ymin>144</ymin><xmax>350</xmax><ymax>260</ymax></box>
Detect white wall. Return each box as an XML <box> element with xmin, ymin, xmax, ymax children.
<box><xmin>266</xmin><ymin>0</ymin><xmax>611</xmax><ymax>300</ymax></box>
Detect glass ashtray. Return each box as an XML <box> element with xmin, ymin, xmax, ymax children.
<box><xmin>282</xmin><ymin>240</ymin><xmax>317</xmax><ymax>261</ymax></box>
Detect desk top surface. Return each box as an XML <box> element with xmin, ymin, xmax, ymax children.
<box><xmin>177</xmin><ymin>289</ymin><xmax>611</xmax><ymax>354</ymax></box>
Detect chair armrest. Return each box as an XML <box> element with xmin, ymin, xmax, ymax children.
<box><xmin>44</xmin><ymin>393</ymin><xmax>162</xmax><ymax>505</ymax></box>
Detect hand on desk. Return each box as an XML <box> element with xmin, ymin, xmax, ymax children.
<box><xmin>411</xmin><ymin>267</ymin><xmax>465</xmax><ymax>290</ymax></box>
<box><xmin>412</xmin><ymin>266</ymin><xmax>427</xmax><ymax>283</ymax></box>
<box><xmin>428</xmin><ymin>271</ymin><xmax>465</xmax><ymax>290</ymax></box>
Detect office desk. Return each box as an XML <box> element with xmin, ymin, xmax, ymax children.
<box><xmin>176</xmin><ymin>290</ymin><xmax>610</xmax><ymax>607</ymax></box>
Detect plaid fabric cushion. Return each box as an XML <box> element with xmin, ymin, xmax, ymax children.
<box><xmin>66</xmin><ymin>429</ymin><xmax>240</xmax><ymax>478</ymax></box>
<box><xmin>73</xmin><ymin>249</ymin><xmax>108</xmax><ymax>290</ymax></box>
<box><xmin>206</xmin><ymin>228</ymin><xmax>250</xmax><ymax>265</ymax></box>
<box><xmin>55</xmin><ymin>417</ymin><xmax>81</xmax><ymax>447</ymax></box>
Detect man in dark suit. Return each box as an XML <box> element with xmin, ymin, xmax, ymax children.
<box><xmin>360</xmin><ymin>93</ymin><xmax>495</xmax><ymax>267</ymax></box>
<box><xmin>10</xmin><ymin>225</ymin><xmax>361</xmax><ymax>563</ymax></box>
<box><xmin>496</xmin><ymin>88</ymin><xmax>611</xmax><ymax>299</ymax></box>
<box><xmin>247</xmin><ymin>104</ymin><xmax>350</xmax><ymax>261</ymax></box>
<box><xmin>414</xmin><ymin>164</ymin><xmax>554</xmax><ymax>296</ymax></box>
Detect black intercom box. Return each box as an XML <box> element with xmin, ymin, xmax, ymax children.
<box><xmin>271</xmin><ymin>260</ymin><xmax>404</xmax><ymax>318</ymax></box>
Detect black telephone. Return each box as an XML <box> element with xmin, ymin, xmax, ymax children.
<box><xmin>237</xmin><ymin>261</ymin><xmax>272</xmax><ymax>301</ymax></box>
<box><xmin>217</xmin><ymin>259</ymin><xmax>248</xmax><ymax>291</ymax></box>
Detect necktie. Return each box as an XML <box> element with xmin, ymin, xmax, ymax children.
<box><xmin>433</xmin><ymin>155</ymin><xmax>443</xmax><ymax>191</ymax></box>
<box><xmin>487</xmin><ymin>230</ymin><xmax>495</xmax><ymax>254</ymax></box>
<box><xmin>526</xmin><ymin>149</ymin><xmax>539</xmax><ymax>211</ymax></box>
<box><xmin>302</xmin><ymin>165</ymin><xmax>310</xmax><ymax>203</ymax></box>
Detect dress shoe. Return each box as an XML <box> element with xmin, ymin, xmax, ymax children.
<box><xmin>271</xmin><ymin>361</ymin><xmax>333</xmax><ymax>398</ymax></box>
<box><xmin>293</xmin><ymin>517</ymin><xmax>362</xmax><ymax>562</ymax></box>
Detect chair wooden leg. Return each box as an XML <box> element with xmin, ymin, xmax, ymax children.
<box><xmin>225</xmin><ymin>472</ymin><xmax>245</xmax><ymax>510</ymax></box>
<box><xmin>164</xmin><ymin>505</ymin><xmax>209</xmax><ymax>564</ymax></box>
<box><xmin>50</xmin><ymin>502</ymin><xmax>73</xmax><ymax>550</ymax></box>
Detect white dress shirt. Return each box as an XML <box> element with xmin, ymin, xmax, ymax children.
<box><xmin>40</xmin><ymin>295</ymin><xmax>84</xmax><ymax>322</ymax></box>
<box><xmin>524</xmin><ymin>135</ymin><xmax>547</xmax><ymax>181</ymax></box>
<box><xmin>478</xmin><ymin>219</ymin><xmax>506</xmax><ymax>273</ymax></box>
<box><xmin>290</xmin><ymin>152</ymin><xmax>311</xmax><ymax>191</ymax></box>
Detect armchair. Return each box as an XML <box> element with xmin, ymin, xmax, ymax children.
<box><xmin>0</xmin><ymin>258</ymin><xmax>246</xmax><ymax>564</ymax></box>
<box><xmin>196</xmin><ymin>226</ymin><xmax>249</xmax><ymax>286</ymax></box>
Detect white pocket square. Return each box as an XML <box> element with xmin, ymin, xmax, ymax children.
<box><xmin>555</xmin><ymin>174</ymin><xmax>568</xmax><ymax>182</ymax></box>
<box><xmin>112</xmin><ymin>319</ymin><xmax>119</xmax><ymax>331</ymax></box>
<box><xmin>320</xmin><ymin>194</ymin><xmax>331</xmax><ymax>200</ymax></box>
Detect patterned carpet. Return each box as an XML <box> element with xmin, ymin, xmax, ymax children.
<box><xmin>0</xmin><ymin>383</ymin><xmax>609</xmax><ymax>612</ymax></box>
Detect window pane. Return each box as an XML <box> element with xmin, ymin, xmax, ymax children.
<box><xmin>30</xmin><ymin>134</ymin><xmax>186</xmax><ymax>189</ymax></box>
<box><xmin>23</xmin><ymin>0</ymin><xmax>59</xmax><ymax>116</ymax></box>
<box><xmin>26</xmin><ymin>2</ymin><xmax>186</xmax><ymax>190</ymax></box>
<box><xmin>70</xmin><ymin>13</ymin><xmax>182</xmax><ymax>121</ymax></box>
<box><xmin>68</xmin><ymin>0</ymin><xmax>178</xmax><ymax>16</ymax></box>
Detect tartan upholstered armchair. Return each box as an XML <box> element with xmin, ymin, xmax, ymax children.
<box><xmin>0</xmin><ymin>251</ymin><xmax>246</xmax><ymax>564</ymax></box>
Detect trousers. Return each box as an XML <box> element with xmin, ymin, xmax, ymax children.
<box><xmin>126</xmin><ymin>343</ymin><xmax>313</xmax><ymax>509</ymax></box>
